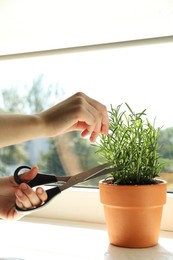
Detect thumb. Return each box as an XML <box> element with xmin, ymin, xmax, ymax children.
<box><xmin>19</xmin><ymin>165</ymin><xmax>39</xmax><ymax>183</ymax></box>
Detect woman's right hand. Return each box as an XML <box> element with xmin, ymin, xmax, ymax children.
<box><xmin>40</xmin><ymin>92</ymin><xmax>109</xmax><ymax>142</ymax></box>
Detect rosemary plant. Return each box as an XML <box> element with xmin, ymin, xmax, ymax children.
<box><xmin>95</xmin><ymin>103</ymin><xmax>164</xmax><ymax>185</ymax></box>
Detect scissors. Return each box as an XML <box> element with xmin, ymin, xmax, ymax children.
<box><xmin>14</xmin><ymin>162</ymin><xmax>115</xmax><ymax>214</ymax></box>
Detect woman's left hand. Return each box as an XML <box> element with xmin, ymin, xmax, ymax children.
<box><xmin>0</xmin><ymin>166</ymin><xmax>47</xmax><ymax>220</ymax></box>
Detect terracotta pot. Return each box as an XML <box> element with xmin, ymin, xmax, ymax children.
<box><xmin>99</xmin><ymin>179</ymin><xmax>167</xmax><ymax>248</ymax></box>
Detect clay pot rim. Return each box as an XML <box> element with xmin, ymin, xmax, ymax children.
<box><xmin>99</xmin><ymin>178</ymin><xmax>167</xmax><ymax>186</ymax></box>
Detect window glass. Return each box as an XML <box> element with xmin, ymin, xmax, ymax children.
<box><xmin>0</xmin><ymin>39</ymin><xmax>173</xmax><ymax>191</ymax></box>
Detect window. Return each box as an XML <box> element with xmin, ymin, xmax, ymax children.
<box><xmin>1</xmin><ymin>0</ymin><xmax>173</xmax><ymax>233</ymax></box>
<box><xmin>0</xmin><ymin>37</ymin><xmax>173</xmax><ymax>192</ymax></box>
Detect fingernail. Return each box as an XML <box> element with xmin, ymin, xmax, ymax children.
<box><xmin>37</xmin><ymin>187</ymin><xmax>43</xmax><ymax>195</ymax></box>
<box><xmin>102</xmin><ymin>124</ymin><xmax>109</xmax><ymax>135</ymax></box>
<box><xmin>90</xmin><ymin>136</ymin><xmax>96</xmax><ymax>143</ymax></box>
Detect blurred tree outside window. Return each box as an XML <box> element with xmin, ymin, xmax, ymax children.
<box><xmin>0</xmin><ymin>40</ymin><xmax>173</xmax><ymax>191</ymax></box>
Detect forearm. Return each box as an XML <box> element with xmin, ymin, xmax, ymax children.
<box><xmin>0</xmin><ymin>114</ymin><xmax>44</xmax><ymax>148</ymax></box>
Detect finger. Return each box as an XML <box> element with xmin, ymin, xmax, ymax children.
<box><xmin>82</xmin><ymin>93</ymin><xmax>110</xmax><ymax>134</ymax></box>
<box><xmin>16</xmin><ymin>198</ymin><xmax>26</xmax><ymax>210</ymax></box>
<box><xmin>16</xmin><ymin>183</ymin><xmax>41</xmax><ymax>208</ymax></box>
<box><xmin>100</xmin><ymin>110</ymin><xmax>109</xmax><ymax>135</ymax></box>
<box><xmin>89</xmin><ymin>114</ymin><xmax>102</xmax><ymax>142</ymax></box>
<box><xmin>19</xmin><ymin>165</ymin><xmax>39</xmax><ymax>183</ymax></box>
<box><xmin>89</xmin><ymin>131</ymin><xmax>100</xmax><ymax>143</ymax></box>
<box><xmin>36</xmin><ymin>187</ymin><xmax>48</xmax><ymax>202</ymax></box>
<box><xmin>101</xmin><ymin>122</ymin><xmax>109</xmax><ymax>135</ymax></box>
<box><xmin>89</xmin><ymin>109</ymin><xmax>109</xmax><ymax>142</ymax></box>
<box><xmin>80</xmin><ymin>95</ymin><xmax>109</xmax><ymax>141</ymax></box>
<box><xmin>79</xmin><ymin>109</ymin><xmax>101</xmax><ymax>142</ymax></box>
<box><xmin>15</xmin><ymin>187</ymin><xmax>33</xmax><ymax>209</ymax></box>
<box><xmin>78</xmin><ymin>101</ymin><xmax>101</xmax><ymax>138</ymax></box>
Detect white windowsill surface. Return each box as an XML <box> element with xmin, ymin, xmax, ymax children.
<box><xmin>0</xmin><ymin>217</ymin><xmax>173</xmax><ymax>260</ymax></box>
<box><xmin>28</xmin><ymin>187</ymin><xmax>173</xmax><ymax>231</ymax></box>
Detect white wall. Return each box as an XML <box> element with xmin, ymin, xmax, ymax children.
<box><xmin>0</xmin><ymin>0</ymin><xmax>173</xmax><ymax>55</ymax></box>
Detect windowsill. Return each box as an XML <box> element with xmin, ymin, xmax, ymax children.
<box><xmin>28</xmin><ymin>187</ymin><xmax>173</xmax><ymax>231</ymax></box>
<box><xmin>0</xmin><ymin>217</ymin><xmax>173</xmax><ymax>259</ymax></box>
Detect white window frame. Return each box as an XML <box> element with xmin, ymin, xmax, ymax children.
<box><xmin>0</xmin><ymin>0</ymin><xmax>173</xmax><ymax>56</ymax></box>
<box><xmin>1</xmin><ymin>0</ymin><xmax>173</xmax><ymax>231</ymax></box>
<box><xmin>0</xmin><ymin>38</ymin><xmax>173</xmax><ymax>231</ymax></box>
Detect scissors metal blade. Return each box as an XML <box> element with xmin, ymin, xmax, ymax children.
<box><xmin>59</xmin><ymin>162</ymin><xmax>112</xmax><ymax>191</ymax></box>
<box><xmin>84</xmin><ymin>166</ymin><xmax>120</xmax><ymax>181</ymax></box>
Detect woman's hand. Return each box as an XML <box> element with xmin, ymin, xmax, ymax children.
<box><xmin>0</xmin><ymin>166</ymin><xmax>47</xmax><ymax>220</ymax></box>
<box><xmin>40</xmin><ymin>92</ymin><xmax>109</xmax><ymax>142</ymax></box>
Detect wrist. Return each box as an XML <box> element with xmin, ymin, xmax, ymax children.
<box><xmin>32</xmin><ymin>114</ymin><xmax>46</xmax><ymax>138</ymax></box>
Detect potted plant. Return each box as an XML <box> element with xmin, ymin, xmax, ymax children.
<box><xmin>95</xmin><ymin>103</ymin><xmax>167</xmax><ymax>248</ymax></box>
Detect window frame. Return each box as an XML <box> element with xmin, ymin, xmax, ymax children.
<box><xmin>1</xmin><ymin>0</ymin><xmax>173</xmax><ymax>56</ymax></box>
<box><xmin>1</xmin><ymin>37</ymin><xmax>173</xmax><ymax>231</ymax></box>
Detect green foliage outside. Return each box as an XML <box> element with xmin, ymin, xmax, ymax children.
<box><xmin>158</xmin><ymin>127</ymin><xmax>173</xmax><ymax>172</ymax></box>
<box><xmin>0</xmin><ymin>76</ymin><xmax>173</xmax><ymax>188</ymax></box>
<box><xmin>37</xmin><ymin>138</ymin><xmax>64</xmax><ymax>176</ymax></box>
